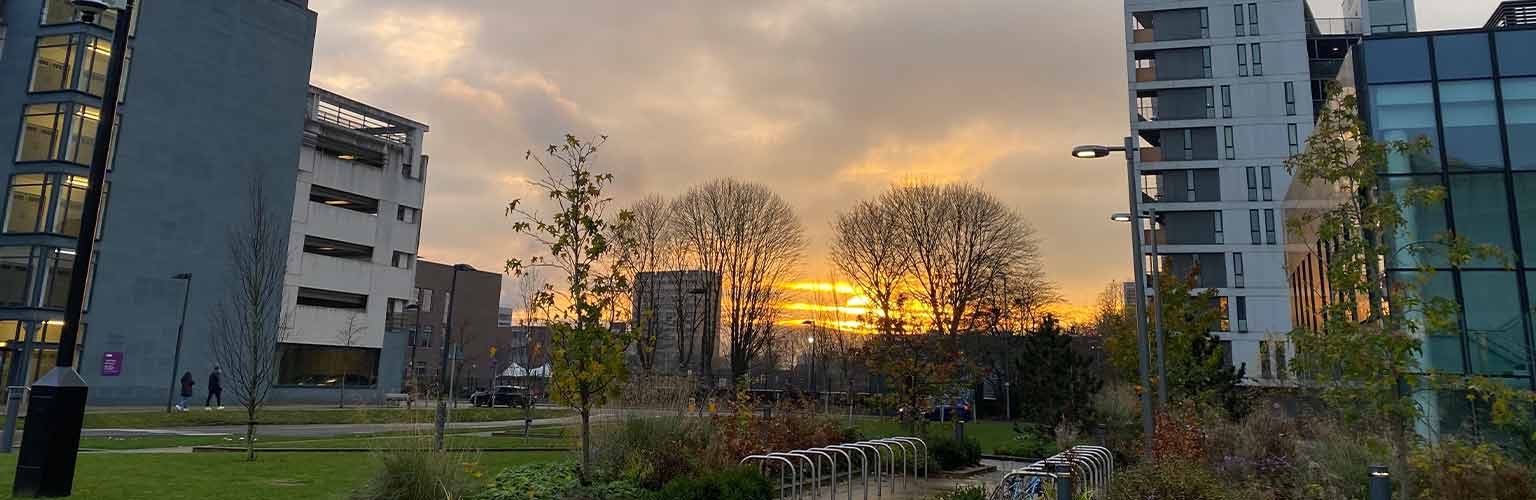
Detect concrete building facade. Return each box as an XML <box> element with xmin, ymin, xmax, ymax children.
<box><xmin>1122</xmin><ymin>0</ymin><xmax>1413</xmax><ymax>383</ymax></box>
<box><xmin>400</xmin><ymin>260</ymin><xmax>505</xmax><ymax>397</ymax></box>
<box><xmin>631</xmin><ymin>270</ymin><xmax>721</xmax><ymax>377</ymax></box>
<box><xmin>0</xmin><ymin>0</ymin><xmax>319</xmax><ymax>404</ymax></box>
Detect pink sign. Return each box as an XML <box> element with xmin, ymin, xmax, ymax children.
<box><xmin>101</xmin><ymin>352</ymin><xmax>123</xmax><ymax>376</ymax></box>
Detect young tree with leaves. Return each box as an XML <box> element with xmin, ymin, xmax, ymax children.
<box><xmin>334</xmin><ymin>312</ymin><xmax>365</xmax><ymax>408</ymax></box>
<box><xmin>506</xmin><ymin>134</ymin><xmax>634</xmax><ymax>483</ymax></box>
<box><xmin>1009</xmin><ymin>315</ymin><xmax>1102</xmax><ymax>428</ymax></box>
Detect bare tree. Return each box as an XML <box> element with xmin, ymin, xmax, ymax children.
<box><xmin>670</xmin><ymin>179</ymin><xmax>805</xmax><ymax>386</ymax></box>
<box><xmin>334</xmin><ymin>312</ymin><xmax>365</xmax><ymax>408</ymax></box>
<box><xmin>626</xmin><ymin>195</ymin><xmax>670</xmax><ymax>372</ymax></box>
<box><xmin>209</xmin><ymin>176</ymin><xmax>291</xmax><ymax>461</ymax></box>
<box><xmin>830</xmin><ymin>199</ymin><xmax>912</xmax><ymax>334</ymax></box>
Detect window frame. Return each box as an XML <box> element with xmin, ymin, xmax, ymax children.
<box><xmin>1233</xmin><ymin>252</ymin><xmax>1245</xmax><ymax>288</ymax></box>
<box><xmin>1246</xmin><ymin>166</ymin><xmax>1258</xmax><ymax>201</ymax></box>
<box><xmin>1237</xmin><ymin>44</ymin><xmax>1249</xmax><ymax>77</ymax></box>
<box><xmin>1236</xmin><ymin>296</ymin><xmax>1248</xmax><ymax>333</ymax></box>
<box><xmin>1234</xmin><ymin>4</ymin><xmax>1245</xmax><ymax>37</ymax></box>
<box><xmin>391</xmin><ymin>251</ymin><xmax>414</xmax><ymax>270</ymax></box>
<box><xmin>1224</xmin><ymin>126</ymin><xmax>1236</xmax><ymax>160</ymax></box>
<box><xmin>1250</xmin><ymin>43</ymin><xmax>1263</xmax><ymax>76</ymax></box>
<box><xmin>1284</xmin><ymin>81</ymin><xmax>1297</xmax><ymax>115</ymax></box>
<box><xmin>1249</xmin><ymin>209</ymin><xmax>1261</xmax><ymax>244</ymax></box>
<box><xmin>1247</xmin><ymin>3</ymin><xmax>1259</xmax><ymax>35</ymax></box>
<box><xmin>1288</xmin><ymin>123</ymin><xmax>1300</xmax><ymax>155</ymax></box>
<box><xmin>1264</xmin><ymin>208</ymin><xmax>1277</xmax><ymax>244</ymax></box>
<box><xmin>1221</xmin><ymin>85</ymin><xmax>1233</xmax><ymax>118</ymax></box>
<box><xmin>1261</xmin><ymin>166</ymin><xmax>1273</xmax><ymax>201</ymax></box>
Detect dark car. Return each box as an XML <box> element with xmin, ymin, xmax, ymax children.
<box><xmin>925</xmin><ymin>404</ymin><xmax>972</xmax><ymax>422</ymax></box>
<box><xmin>470</xmin><ymin>385</ymin><xmax>530</xmax><ymax>408</ymax></box>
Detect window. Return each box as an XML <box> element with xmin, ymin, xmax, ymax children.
<box><xmin>16</xmin><ymin>103</ymin><xmax>100</xmax><ymax>165</ymax></box>
<box><xmin>1261</xmin><ymin>166</ymin><xmax>1273</xmax><ymax>201</ymax></box>
<box><xmin>1216</xmin><ymin>296</ymin><xmax>1230</xmax><ymax>331</ymax></box>
<box><xmin>1249</xmin><ymin>209</ymin><xmax>1261</xmax><ymax>244</ymax></box>
<box><xmin>1449</xmin><ymin>175</ymin><xmax>1514</xmax><ymax>267</ymax></box>
<box><xmin>416</xmin><ymin>287</ymin><xmax>432</xmax><ymax>313</ymax></box>
<box><xmin>1202</xmin><ymin>48</ymin><xmax>1213</xmax><ymax>78</ymax></box>
<box><xmin>0</xmin><ymin>246</ymin><xmax>71</xmax><ymax>309</ymax></box>
<box><xmin>387</xmin><ymin>298</ymin><xmax>410</xmax><ymax>329</ymax></box>
<box><xmin>1233</xmin><ymin>252</ymin><xmax>1245</xmax><ymax>288</ymax></box>
<box><xmin>303</xmin><ymin>235</ymin><xmax>372</xmax><ymax>260</ymax></box>
<box><xmin>1497</xmin><ymin>31</ymin><xmax>1536</xmax><ymax>77</ymax></box>
<box><xmin>391</xmin><ymin>251</ymin><xmax>414</xmax><ymax>270</ymax></box>
<box><xmin>1236</xmin><ymin>296</ymin><xmax>1248</xmax><ymax>333</ymax></box>
<box><xmin>1213</xmin><ymin>211</ymin><xmax>1224</xmax><ymax>243</ymax></box>
<box><xmin>31</xmin><ymin>34</ymin><xmax>112</xmax><ymax>96</ymax></box>
<box><xmin>1221</xmin><ymin>85</ymin><xmax>1232</xmax><ymax>118</ymax></box>
<box><xmin>1264</xmin><ymin>209</ymin><xmax>1277</xmax><ymax>244</ymax></box>
<box><xmin>1274</xmin><ymin>343</ymin><xmax>1287</xmax><ymax>380</ymax></box>
<box><xmin>309</xmin><ymin>185</ymin><xmax>379</xmax><ymax>215</ymax></box>
<box><xmin>1200</xmin><ymin>8</ymin><xmax>1210</xmax><ymax>38</ymax></box>
<box><xmin>401</xmin><ymin>163</ymin><xmax>415</xmax><ymax>180</ymax></box>
<box><xmin>1506</xmin><ymin>79</ymin><xmax>1536</xmax><ymax>170</ymax></box>
<box><xmin>1434</xmin><ymin>34</ymin><xmax>1492</xmax><ymax>80</ymax></box>
<box><xmin>396</xmin><ymin>205</ymin><xmax>419</xmax><ymax>224</ymax></box>
<box><xmin>0</xmin><ymin>247</ymin><xmax>37</xmax><ymax>307</ymax></box>
<box><xmin>1234</xmin><ymin>4</ymin><xmax>1245</xmax><ymax>36</ymax></box>
<box><xmin>1250</xmin><ymin>43</ymin><xmax>1263</xmax><ymax>76</ymax></box>
<box><xmin>1370</xmin><ymin>83</ymin><xmax>1440</xmax><ymax>173</ymax></box>
<box><xmin>1185</xmin><ymin>170</ymin><xmax>1197</xmax><ymax>200</ymax></box>
<box><xmin>1363</xmin><ymin>38</ymin><xmax>1431</xmax><ymax>83</ymax></box>
<box><xmin>1284</xmin><ymin>82</ymin><xmax>1296</xmax><ymax>116</ymax></box>
<box><xmin>1247</xmin><ymin>3</ymin><xmax>1259</xmax><ymax>35</ymax></box>
<box><xmin>1245</xmin><ymin>167</ymin><xmax>1258</xmax><ymax>201</ymax></box>
<box><xmin>42</xmin><ymin>0</ymin><xmax>119</xmax><ymax>29</ymax></box>
<box><xmin>296</xmin><ymin>287</ymin><xmax>367</xmax><ymax>309</ymax></box>
<box><xmin>1204</xmin><ymin>87</ymin><xmax>1215</xmax><ymax>118</ymax></box>
<box><xmin>4</xmin><ymin>174</ymin><xmax>88</xmax><ymax>236</ymax></box>
<box><xmin>1288</xmin><ymin>124</ymin><xmax>1299</xmax><ymax>155</ymax></box>
<box><xmin>1237</xmin><ymin>44</ymin><xmax>1248</xmax><ymax>76</ymax></box>
<box><xmin>1224</xmin><ymin>126</ymin><xmax>1236</xmax><ymax>159</ymax></box>
<box><xmin>1439</xmin><ymin>80</ymin><xmax>1503</xmax><ymax>170</ymax></box>
<box><xmin>277</xmin><ymin>343</ymin><xmax>380</xmax><ymax>387</ymax></box>
<box><xmin>1259</xmin><ymin>341</ymin><xmax>1272</xmax><ymax>378</ymax></box>
<box><xmin>442</xmin><ymin>291</ymin><xmax>452</xmax><ymax>323</ymax></box>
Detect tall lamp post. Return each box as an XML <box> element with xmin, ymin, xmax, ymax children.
<box><xmin>1112</xmin><ymin>211</ymin><xmax>1167</xmax><ymax>407</ymax></box>
<box><xmin>435</xmin><ymin>263</ymin><xmax>473</xmax><ymax>451</ymax></box>
<box><xmin>1071</xmin><ymin>138</ymin><xmax>1156</xmax><ymax>460</ymax></box>
<box><xmin>404</xmin><ymin>302</ymin><xmax>424</xmax><ymax>409</ymax></box>
<box><xmin>164</xmin><ymin>273</ymin><xmax>193</xmax><ymax>413</ymax></box>
<box><xmin>13</xmin><ymin>0</ymin><xmax>132</xmax><ymax>496</ymax></box>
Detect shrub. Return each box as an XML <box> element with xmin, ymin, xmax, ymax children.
<box><xmin>351</xmin><ymin>447</ymin><xmax>483</xmax><ymax>500</ymax></box>
<box><xmin>927</xmin><ymin>434</ymin><xmax>982</xmax><ymax>470</ymax></box>
<box><xmin>654</xmin><ymin>466</ymin><xmax>773</xmax><ymax>500</ymax></box>
<box><xmin>993</xmin><ymin>424</ymin><xmax>1058</xmax><ymax>458</ymax></box>
<box><xmin>474</xmin><ymin>462</ymin><xmax>648</xmax><ymax>500</ymax></box>
<box><xmin>1410</xmin><ymin>439</ymin><xmax>1536</xmax><ymax>500</ymax></box>
<box><xmin>928</xmin><ymin>485</ymin><xmax>987</xmax><ymax>500</ymax></box>
<box><xmin>591</xmin><ymin>415</ymin><xmax>710</xmax><ymax>488</ymax></box>
<box><xmin>1107</xmin><ymin>460</ymin><xmax>1231</xmax><ymax>500</ymax></box>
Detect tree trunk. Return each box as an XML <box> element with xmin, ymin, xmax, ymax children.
<box><xmin>579</xmin><ymin>404</ymin><xmax>592</xmax><ymax>485</ymax></box>
<box><xmin>339</xmin><ymin>376</ymin><xmax>346</xmax><ymax>409</ymax></box>
<box><xmin>245</xmin><ymin>419</ymin><xmax>256</xmax><ymax>462</ymax></box>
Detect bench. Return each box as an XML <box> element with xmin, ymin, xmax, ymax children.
<box><xmin>384</xmin><ymin>393</ymin><xmax>412</xmax><ymax>407</ymax></box>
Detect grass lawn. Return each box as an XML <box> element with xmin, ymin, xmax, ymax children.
<box><xmin>73</xmin><ymin>425</ymin><xmax>577</xmax><ymax>451</ymax></box>
<box><xmin>855</xmin><ymin>417</ymin><xmax>1018</xmax><ymax>450</ymax></box>
<box><xmin>79</xmin><ymin>435</ymin><xmax>244</xmax><ymax>450</ymax></box>
<box><xmin>50</xmin><ymin>407</ymin><xmax>573</xmax><ymax>429</ymax></box>
<box><xmin>0</xmin><ymin>451</ymin><xmax>568</xmax><ymax>500</ymax></box>
<box><xmin>252</xmin><ymin>433</ymin><xmax>574</xmax><ymax>450</ymax></box>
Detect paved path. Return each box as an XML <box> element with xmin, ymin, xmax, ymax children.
<box><xmin>80</xmin><ymin>413</ymin><xmax>599</xmax><ymax>438</ymax></box>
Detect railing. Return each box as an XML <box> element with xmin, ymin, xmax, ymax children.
<box><xmin>1138</xmin><ymin>147</ymin><xmax>1162</xmax><ymax>163</ymax></box>
<box><xmin>1134</xmin><ymin>66</ymin><xmax>1157</xmax><ymax>83</ymax></box>
<box><xmin>1308</xmin><ymin>17</ymin><xmax>1362</xmax><ymax>36</ymax></box>
<box><xmin>742</xmin><ymin>436</ymin><xmax>927</xmax><ymax>499</ymax></box>
<box><xmin>1133</xmin><ymin>28</ymin><xmax>1154</xmax><ymax>43</ymax></box>
<box><xmin>990</xmin><ymin>446</ymin><xmax>1115</xmax><ymax>500</ymax></box>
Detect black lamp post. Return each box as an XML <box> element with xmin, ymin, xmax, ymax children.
<box><xmin>164</xmin><ymin>273</ymin><xmax>192</xmax><ymax>413</ymax></box>
<box><xmin>435</xmin><ymin>263</ymin><xmax>473</xmax><ymax>451</ymax></box>
<box><xmin>13</xmin><ymin>1</ymin><xmax>132</xmax><ymax>496</ymax></box>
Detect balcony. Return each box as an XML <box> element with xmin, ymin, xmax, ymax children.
<box><xmin>1135</xmin><ymin>66</ymin><xmax>1157</xmax><ymax>83</ymax></box>
<box><xmin>1134</xmin><ymin>28</ymin><xmax>1155</xmax><ymax>43</ymax></box>
<box><xmin>307</xmin><ymin>201</ymin><xmax>378</xmax><ymax>247</ymax></box>
<box><xmin>1307</xmin><ymin>17</ymin><xmax>1362</xmax><ymax>36</ymax></box>
<box><xmin>1138</xmin><ymin>147</ymin><xmax>1162</xmax><ymax>162</ymax></box>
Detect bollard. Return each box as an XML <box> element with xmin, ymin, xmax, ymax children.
<box><xmin>1054</xmin><ymin>462</ymin><xmax>1073</xmax><ymax>500</ymax></box>
<box><xmin>1368</xmin><ymin>465</ymin><xmax>1391</xmax><ymax>500</ymax></box>
<box><xmin>1</xmin><ymin>386</ymin><xmax>26</xmax><ymax>453</ymax></box>
<box><xmin>954</xmin><ymin>419</ymin><xmax>965</xmax><ymax>442</ymax></box>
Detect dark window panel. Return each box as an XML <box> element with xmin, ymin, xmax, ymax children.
<box><xmin>1389</xmin><ymin>271</ymin><xmax>1462</xmax><ymax>373</ymax></box>
<box><xmin>1449</xmin><ymin>174</ymin><xmax>1515</xmax><ymax>267</ymax></box>
<box><xmin>1439</xmin><ymin>81</ymin><xmax>1504</xmax><ymax>170</ymax></box>
<box><xmin>1364</xmin><ymin>38</ymin><xmax>1431</xmax><ymax>84</ymax></box>
<box><xmin>1505</xmin><ymin>78</ymin><xmax>1536</xmax><ymax>171</ymax></box>
<box><xmin>1370</xmin><ymin>83</ymin><xmax>1441</xmax><ymax>173</ymax></box>
<box><xmin>1434</xmin><ymin>34</ymin><xmax>1492</xmax><ymax>80</ymax></box>
<box><xmin>1514</xmin><ymin>174</ymin><xmax>1536</xmax><ymax>262</ymax></box>
<box><xmin>1460</xmin><ymin>272</ymin><xmax>1526</xmax><ymax>377</ymax></box>
<box><xmin>1384</xmin><ymin>175</ymin><xmax>1449</xmax><ymax>269</ymax></box>
<box><xmin>1496</xmin><ymin>30</ymin><xmax>1536</xmax><ymax>77</ymax></box>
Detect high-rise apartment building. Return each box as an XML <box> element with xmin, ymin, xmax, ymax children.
<box><xmin>274</xmin><ymin>87</ymin><xmax>428</xmax><ymax>403</ymax></box>
<box><xmin>0</xmin><ymin>0</ymin><xmax>319</xmax><ymax>404</ymax></box>
<box><xmin>1123</xmin><ymin>0</ymin><xmax>1413</xmax><ymax>382</ymax></box>
<box><xmin>631</xmin><ymin>270</ymin><xmax>721</xmax><ymax>377</ymax></box>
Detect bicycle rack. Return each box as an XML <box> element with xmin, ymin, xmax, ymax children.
<box><xmin>772</xmin><ymin>452</ymin><xmax>819</xmax><ymax>499</ymax></box>
<box><xmin>809</xmin><ymin>447</ymin><xmax>854</xmax><ymax>500</ymax></box>
<box><xmin>826</xmin><ymin>444</ymin><xmax>871</xmax><ymax>500</ymax></box>
<box><xmin>743</xmin><ymin>436</ymin><xmax>926</xmax><ymax>499</ymax></box>
<box><xmin>990</xmin><ymin>445</ymin><xmax>1116</xmax><ymax>500</ymax></box>
<box><xmin>887</xmin><ymin>437</ymin><xmax>928</xmax><ymax>479</ymax></box>
<box><xmin>741</xmin><ymin>455</ymin><xmax>798</xmax><ymax>499</ymax></box>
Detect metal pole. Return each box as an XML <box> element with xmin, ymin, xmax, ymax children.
<box><xmin>1368</xmin><ymin>465</ymin><xmax>1391</xmax><ymax>500</ymax></box>
<box><xmin>408</xmin><ymin>300</ymin><xmax>424</xmax><ymax>409</ymax></box>
<box><xmin>14</xmin><ymin>2</ymin><xmax>132</xmax><ymax>496</ymax></box>
<box><xmin>1149</xmin><ymin>210</ymin><xmax>1166</xmax><ymax>407</ymax></box>
<box><xmin>1123</xmin><ymin>136</ymin><xmax>1157</xmax><ymax>460</ymax></box>
<box><xmin>166</xmin><ymin>275</ymin><xmax>192</xmax><ymax>413</ymax></box>
<box><xmin>435</xmin><ymin>265</ymin><xmax>464</xmax><ymax>451</ymax></box>
<box><xmin>1055</xmin><ymin>462</ymin><xmax>1073</xmax><ymax>500</ymax></box>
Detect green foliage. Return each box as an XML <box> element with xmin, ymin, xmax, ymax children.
<box><xmin>653</xmin><ymin>466</ymin><xmax>773</xmax><ymax>500</ymax></box>
<box><xmin>866</xmin><ymin>332</ymin><xmax>974</xmax><ymax>432</ymax></box>
<box><xmin>1107</xmin><ymin>460</ymin><xmax>1231</xmax><ymax>500</ymax></box>
<box><xmin>591</xmin><ymin>415</ymin><xmax>709</xmax><ymax>489</ymax></box>
<box><xmin>1100</xmin><ymin>272</ymin><xmax>1245</xmax><ymax>421</ymax></box>
<box><xmin>475</xmin><ymin>462</ymin><xmax>648</xmax><ymax>500</ymax></box>
<box><xmin>927</xmin><ymin>485</ymin><xmax>987</xmax><ymax>500</ymax></box>
<box><xmin>927</xmin><ymin>433</ymin><xmax>982</xmax><ymax>470</ymax></box>
<box><xmin>350</xmin><ymin>448</ymin><xmax>484</xmax><ymax>500</ymax></box>
<box><xmin>1010</xmin><ymin>315</ymin><xmax>1102</xmax><ymax>428</ymax></box>
<box><xmin>993</xmin><ymin>424</ymin><xmax>1058</xmax><ymax>458</ymax></box>
<box><xmin>1409</xmin><ymin>439</ymin><xmax>1536</xmax><ymax>500</ymax></box>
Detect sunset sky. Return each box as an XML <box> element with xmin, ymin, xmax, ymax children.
<box><xmin>305</xmin><ymin>0</ymin><xmax>1505</xmax><ymax>314</ymax></box>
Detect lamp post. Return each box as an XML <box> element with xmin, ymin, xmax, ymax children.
<box><xmin>13</xmin><ymin>1</ymin><xmax>132</xmax><ymax>496</ymax></box>
<box><xmin>1111</xmin><ymin>210</ymin><xmax>1167</xmax><ymax>407</ymax></box>
<box><xmin>1071</xmin><ymin>137</ymin><xmax>1156</xmax><ymax>460</ymax></box>
<box><xmin>435</xmin><ymin>263</ymin><xmax>473</xmax><ymax>452</ymax></box>
<box><xmin>800</xmin><ymin>320</ymin><xmax>816</xmax><ymax>407</ymax></box>
<box><xmin>165</xmin><ymin>273</ymin><xmax>193</xmax><ymax>413</ymax></box>
<box><xmin>404</xmin><ymin>302</ymin><xmax>423</xmax><ymax>409</ymax></box>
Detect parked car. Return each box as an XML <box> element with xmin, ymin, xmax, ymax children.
<box><xmin>925</xmin><ymin>404</ymin><xmax>972</xmax><ymax>422</ymax></box>
<box><xmin>470</xmin><ymin>385</ymin><xmax>530</xmax><ymax>408</ymax></box>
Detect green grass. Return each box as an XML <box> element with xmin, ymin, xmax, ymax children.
<box><xmin>54</xmin><ymin>407</ymin><xmax>572</xmax><ymax>429</ymax></box>
<box><xmin>855</xmin><ymin>417</ymin><xmax>1018</xmax><ymax>450</ymax></box>
<box><xmin>72</xmin><ymin>425</ymin><xmax>578</xmax><ymax>451</ymax></box>
<box><xmin>252</xmin><ymin>434</ymin><xmax>574</xmax><ymax>450</ymax></box>
<box><xmin>79</xmin><ymin>435</ymin><xmax>243</xmax><ymax>450</ymax></box>
<box><xmin>0</xmin><ymin>451</ymin><xmax>568</xmax><ymax>500</ymax></box>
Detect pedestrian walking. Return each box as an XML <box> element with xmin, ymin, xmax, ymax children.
<box><xmin>177</xmin><ymin>371</ymin><xmax>195</xmax><ymax>412</ymax></box>
<box><xmin>205</xmin><ymin>366</ymin><xmax>224</xmax><ymax>410</ymax></box>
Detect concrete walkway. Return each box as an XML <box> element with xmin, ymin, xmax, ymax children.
<box><xmin>80</xmin><ymin>413</ymin><xmax>597</xmax><ymax>439</ymax></box>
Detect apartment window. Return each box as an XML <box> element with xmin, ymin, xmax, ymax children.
<box><xmin>42</xmin><ymin>0</ymin><xmax>118</xmax><ymax>29</ymax></box>
<box><xmin>1248</xmin><ymin>4</ymin><xmax>1259</xmax><ymax>35</ymax></box>
<box><xmin>1237</xmin><ymin>44</ymin><xmax>1249</xmax><ymax>76</ymax></box>
<box><xmin>296</xmin><ymin>287</ymin><xmax>367</xmax><ymax>310</ymax></box>
<box><xmin>0</xmin><ymin>246</ymin><xmax>73</xmax><ymax>309</ymax></box>
<box><xmin>1221</xmin><ymin>85</ymin><xmax>1232</xmax><ymax>118</ymax></box>
<box><xmin>416</xmin><ymin>287</ymin><xmax>432</xmax><ymax>313</ymax></box>
<box><xmin>303</xmin><ymin>235</ymin><xmax>372</xmax><ymax>261</ymax></box>
<box><xmin>1213</xmin><ymin>211</ymin><xmax>1225</xmax><ymax>243</ymax></box>
<box><xmin>1245</xmin><ymin>167</ymin><xmax>1258</xmax><ymax>201</ymax></box>
<box><xmin>1250</xmin><ymin>43</ymin><xmax>1263</xmax><ymax>76</ymax></box>
<box><xmin>1216</xmin><ymin>296</ymin><xmax>1231</xmax><ymax>331</ymax></box>
<box><xmin>1182</xmin><ymin>129</ymin><xmax>1195</xmax><ymax>160</ymax></box>
<box><xmin>387</xmin><ymin>298</ymin><xmax>410</xmax><ymax>329</ymax></box>
<box><xmin>1185</xmin><ymin>170</ymin><xmax>1196</xmax><ymax>200</ymax></box>
<box><xmin>4</xmin><ymin>173</ymin><xmax>88</xmax><ymax>236</ymax></box>
<box><xmin>1224</xmin><ymin>126</ymin><xmax>1236</xmax><ymax>160</ymax></box>
<box><xmin>1233</xmin><ymin>5</ymin><xmax>1246</xmax><ymax>36</ymax></box>
<box><xmin>401</xmin><ymin>163</ymin><xmax>415</xmax><ymax>180</ymax></box>
<box><xmin>1236</xmin><ymin>296</ymin><xmax>1249</xmax><ymax>332</ymax></box>
<box><xmin>1249</xmin><ymin>210</ymin><xmax>1261</xmax><ymax>244</ymax></box>
<box><xmin>1259</xmin><ymin>341</ymin><xmax>1272</xmax><ymax>378</ymax></box>
<box><xmin>421</xmin><ymin>326</ymin><xmax>434</xmax><ymax>348</ymax></box>
<box><xmin>1264</xmin><ymin>209</ymin><xmax>1277</xmax><ymax>244</ymax></box>
<box><xmin>391</xmin><ymin>251</ymin><xmax>414</xmax><ymax>270</ymax></box>
<box><xmin>1287</xmin><ymin>123</ymin><xmax>1299</xmax><ymax>155</ymax></box>
<box><xmin>1202</xmin><ymin>48</ymin><xmax>1213</xmax><ymax>78</ymax></box>
<box><xmin>1204</xmin><ymin>88</ymin><xmax>1216</xmax><ymax>118</ymax></box>
<box><xmin>18</xmin><ymin>104</ymin><xmax>65</xmax><ymax>162</ymax></box>
<box><xmin>277</xmin><ymin>343</ymin><xmax>380</xmax><ymax>387</ymax></box>
<box><xmin>1233</xmin><ymin>252</ymin><xmax>1245</xmax><ymax>288</ymax></box>
<box><xmin>1200</xmin><ymin>8</ymin><xmax>1210</xmax><ymax>38</ymax></box>
<box><xmin>397</xmin><ymin>205</ymin><xmax>419</xmax><ymax>224</ymax></box>
<box><xmin>309</xmin><ymin>185</ymin><xmax>379</xmax><ymax>215</ymax></box>
<box><xmin>1261</xmin><ymin>166</ymin><xmax>1273</xmax><ymax>201</ymax></box>
<box><xmin>1284</xmin><ymin>82</ymin><xmax>1297</xmax><ymax>116</ymax></box>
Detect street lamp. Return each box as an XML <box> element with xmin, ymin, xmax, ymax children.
<box><xmin>14</xmin><ymin>0</ymin><xmax>132</xmax><ymax>496</ymax></box>
<box><xmin>435</xmin><ymin>263</ymin><xmax>474</xmax><ymax>452</ymax></box>
<box><xmin>165</xmin><ymin>273</ymin><xmax>193</xmax><ymax>413</ymax></box>
<box><xmin>1110</xmin><ymin>211</ymin><xmax>1167</xmax><ymax>407</ymax></box>
<box><xmin>404</xmin><ymin>302</ymin><xmax>424</xmax><ymax>409</ymax></box>
<box><xmin>1070</xmin><ymin>137</ymin><xmax>1156</xmax><ymax>460</ymax></box>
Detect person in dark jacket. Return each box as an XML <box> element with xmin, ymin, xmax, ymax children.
<box><xmin>205</xmin><ymin>366</ymin><xmax>224</xmax><ymax>410</ymax></box>
<box><xmin>177</xmin><ymin>371</ymin><xmax>195</xmax><ymax>412</ymax></box>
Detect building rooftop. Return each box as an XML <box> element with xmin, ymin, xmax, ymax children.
<box><xmin>1487</xmin><ymin>0</ymin><xmax>1536</xmax><ymax>28</ymax></box>
<box><xmin>307</xmin><ymin>85</ymin><xmax>428</xmax><ymax>146</ymax></box>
